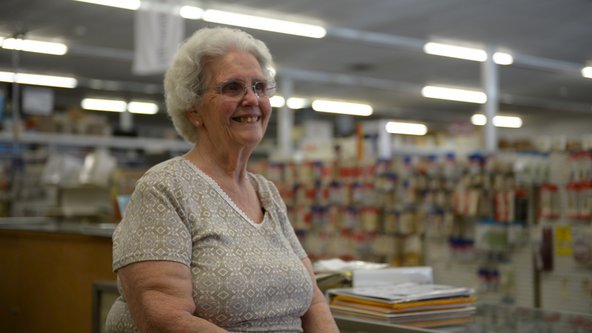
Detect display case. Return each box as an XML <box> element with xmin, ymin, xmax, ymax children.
<box><xmin>335</xmin><ymin>302</ymin><xmax>592</xmax><ymax>333</ymax></box>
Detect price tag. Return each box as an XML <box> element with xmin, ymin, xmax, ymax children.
<box><xmin>554</xmin><ymin>225</ymin><xmax>572</xmax><ymax>256</ymax></box>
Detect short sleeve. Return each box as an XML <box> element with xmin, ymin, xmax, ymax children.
<box><xmin>112</xmin><ymin>169</ymin><xmax>193</xmax><ymax>271</ymax></box>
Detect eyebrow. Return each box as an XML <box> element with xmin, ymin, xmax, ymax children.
<box><xmin>219</xmin><ymin>77</ymin><xmax>268</xmax><ymax>84</ymax></box>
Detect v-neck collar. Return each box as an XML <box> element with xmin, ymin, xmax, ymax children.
<box><xmin>179</xmin><ymin>156</ymin><xmax>267</xmax><ymax>228</ymax></box>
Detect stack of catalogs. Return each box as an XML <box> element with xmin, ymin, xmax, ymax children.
<box><xmin>328</xmin><ymin>283</ymin><xmax>476</xmax><ymax>328</ymax></box>
<box><xmin>316</xmin><ymin>272</ymin><xmax>352</xmax><ymax>292</ymax></box>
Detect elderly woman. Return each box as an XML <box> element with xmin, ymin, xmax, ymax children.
<box><xmin>105</xmin><ymin>27</ymin><xmax>339</xmax><ymax>333</ymax></box>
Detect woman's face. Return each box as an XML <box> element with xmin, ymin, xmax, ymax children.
<box><xmin>192</xmin><ymin>50</ymin><xmax>273</xmax><ymax>151</ymax></box>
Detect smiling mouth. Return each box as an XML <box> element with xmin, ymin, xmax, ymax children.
<box><xmin>232</xmin><ymin>115</ymin><xmax>261</xmax><ymax>123</ymax></box>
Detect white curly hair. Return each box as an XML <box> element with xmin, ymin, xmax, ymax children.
<box><xmin>164</xmin><ymin>26</ymin><xmax>275</xmax><ymax>143</ymax></box>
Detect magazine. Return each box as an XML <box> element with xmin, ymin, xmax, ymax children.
<box><xmin>328</xmin><ymin>282</ymin><xmax>474</xmax><ymax>304</ymax></box>
<box><xmin>328</xmin><ymin>282</ymin><xmax>476</xmax><ymax>328</ymax></box>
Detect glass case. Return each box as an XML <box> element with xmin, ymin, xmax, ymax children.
<box><xmin>335</xmin><ymin>302</ymin><xmax>592</xmax><ymax>333</ymax></box>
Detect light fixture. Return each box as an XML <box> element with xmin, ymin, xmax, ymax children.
<box><xmin>74</xmin><ymin>1</ymin><xmax>325</xmax><ymax>38</ymax></box>
<box><xmin>424</xmin><ymin>42</ymin><xmax>486</xmax><ymax>62</ymax></box>
<box><xmin>470</xmin><ymin>114</ymin><xmax>487</xmax><ymax>126</ymax></box>
<box><xmin>179</xmin><ymin>5</ymin><xmax>203</xmax><ymax>19</ymax></box>
<box><xmin>73</xmin><ymin>0</ymin><xmax>141</xmax><ymax>10</ymax></box>
<box><xmin>422</xmin><ymin>85</ymin><xmax>487</xmax><ymax>104</ymax></box>
<box><xmin>269</xmin><ymin>96</ymin><xmax>285</xmax><ymax>108</ymax></box>
<box><xmin>287</xmin><ymin>97</ymin><xmax>309</xmax><ymax>109</ymax></box>
<box><xmin>385</xmin><ymin>121</ymin><xmax>428</xmax><ymax>136</ymax></box>
<box><xmin>424</xmin><ymin>42</ymin><xmax>512</xmax><ymax>65</ymax></box>
<box><xmin>128</xmin><ymin>101</ymin><xmax>159</xmax><ymax>114</ymax></box>
<box><xmin>471</xmin><ymin>114</ymin><xmax>523</xmax><ymax>128</ymax></box>
<box><xmin>0</xmin><ymin>71</ymin><xmax>77</xmax><ymax>88</ymax></box>
<box><xmin>493</xmin><ymin>52</ymin><xmax>514</xmax><ymax>65</ymax></box>
<box><xmin>312</xmin><ymin>99</ymin><xmax>373</xmax><ymax>116</ymax></box>
<box><xmin>81</xmin><ymin>98</ymin><xmax>127</xmax><ymax>112</ymax></box>
<box><xmin>269</xmin><ymin>96</ymin><xmax>312</xmax><ymax>109</ymax></box>
<box><xmin>81</xmin><ymin>98</ymin><xmax>160</xmax><ymax>114</ymax></box>
<box><xmin>1</xmin><ymin>37</ymin><xmax>68</xmax><ymax>55</ymax></box>
<box><xmin>582</xmin><ymin>66</ymin><xmax>592</xmax><ymax>79</ymax></box>
<box><xmin>201</xmin><ymin>9</ymin><xmax>326</xmax><ymax>38</ymax></box>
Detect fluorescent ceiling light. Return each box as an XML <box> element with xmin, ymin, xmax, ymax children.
<box><xmin>0</xmin><ymin>71</ymin><xmax>77</xmax><ymax>88</ymax></box>
<box><xmin>1</xmin><ymin>38</ymin><xmax>68</xmax><ymax>55</ymax></box>
<box><xmin>202</xmin><ymin>9</ymin><xmax>326</xmax><ymax>38</ymax></box>
<box><xmin>491</xmin><ymin>115</ymin><xmax>523</xmax><ymax>128</ymax></box>
<box><xmin>471</xmin><ymin>114</ymin><xmax>487</xmax><ymax>126</ymax></box>
<box><xmin>270</xmin><ymin>96</ymin><xmax>285</xmax><ymax>108</ymax></box>
<box><xmin>471</xmin><ymin>114</ymin><xmax>523</xmax><ymax>128</ymax></box>
<box><xmin>128</xmin><ymin>101</ymin><xmax>159</xmax><ymax>114</ymax></box>
<box><xmin>270</xmin><ymin>96</ymin><xmax>311</xmax><ymax>109</ymax></box>
<box><xmin>287</xmin><ymin>97</ymin><xmax>309</xmax><ymax>109</ymax></box>
<box><xmin>385</xmin><ymin>121</ymin><xmax>428</xmax><ymax>136</ymax></box>
<box><xmin>424</xmin><ymin>42</ymin><xmax>513</xmax><ymax>65</ymax></box>
<box><xmin>422</xmin><ymin>85</ymin><xmax>487</xmax><ymax>104</ymax></box>
<box><xmin>312</xmin><ymin>100</ymin><xmax>373</xmax><ymax>116</ymax></box>
<box><xmin>0</xmin><ymin>72</ymin><xmax>14</xmax><ymax>82</ymax></box>
<box><xmin>424</xmin><ymin>42</ymin><xmax>487</xmax><ymax>62</ymax></box>
<box><xmin>82</xmin><ymin>98</ymin><xmax>127</xmax><ymax>112</ymax></box>
<box><xmin>582</xmin><ymin>66</ymin><xmax>592</xmax><ymax>79</ymax></box>
<box><xmin>493</xmin><ymin>52</ymin><xmax>513</xmax><ymax>65</ymax></box>
<box><xmin>179</xmin><ymin>5</ymin><xmax>203</xmax><ymax>19</ymax></box>
<box><xmin>73</xmin><ymin>0</ymin><xmax>141</xmax><ymax>10</ymax></box>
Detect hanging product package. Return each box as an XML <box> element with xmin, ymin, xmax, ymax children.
<box><xmin>41</xmin><ymin>153</ymin><xmax>84</xmax><ymax>187</ymax></box>
<box><xmin>79</xmin><ymin>148</ymin><xmax>117</xmax><ymax>187</ymax></box>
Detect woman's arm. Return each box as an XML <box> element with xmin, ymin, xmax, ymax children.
<box><xmin>118</xmin><ymin>260</ymin><xmax>229</xmax><ymax>333</ymax></box>
<box><xmin>300</xmin><ymin>258</ymin><xmax>340</xmax><ymax>332</ymax></box>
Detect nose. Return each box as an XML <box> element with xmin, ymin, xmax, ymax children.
<box><xmin>242</xmin><ymin>84</ymin><xmax>260</xmax><ymax>98</ymax></box>
<box><xmin>241</xmin><ymin>84</ymin><xmax>260</xmax><ymax>105</ymax></box>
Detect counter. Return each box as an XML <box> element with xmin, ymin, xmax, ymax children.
<box><xmin>0</xmin><ymin>217</ymin><xmax>117</xmax><ymax>237</ymax></box>
<box><xmin>0</xmin><ymin>217</ymin><xmax>116</xmax><ymax>333</ymax></box>
<box><xmin>335</xmin><ymin>302</ymin><xmax>592</xmax><ymax>333</ymax></box>
<box><xmin>4</xmin><ymin>218</ymin><xmax>591</xmax><ymax>333</ymax></box>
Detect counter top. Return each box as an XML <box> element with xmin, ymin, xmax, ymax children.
<box><xmin>334</xmin><ymin>302</ymin><xmax>592</xmax><ymax>333</ymax></box>
<box><xmin>0</xmin><ymin>217</ymin><xmax>116</xmax><ymax>237</ymax></box>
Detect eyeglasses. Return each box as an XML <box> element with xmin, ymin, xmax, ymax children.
<box><xmin>202</xmin><ymin>80</ymin><xmax>276</xmax><ymax>99</ymax></box>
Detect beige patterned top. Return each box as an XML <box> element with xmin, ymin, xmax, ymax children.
<box><xmin>106</xmin><ymin>157</ymin><xmax>313</xmax><ymax>333</ymax></box>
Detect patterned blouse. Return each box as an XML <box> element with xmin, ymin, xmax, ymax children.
<box><xmin>106</xmin><ymin>157</ymin><xmax>313</xmax><ymax>332</ymax></box>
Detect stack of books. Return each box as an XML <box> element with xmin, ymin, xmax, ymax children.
<box><xmin>328</xmin><ymin>282</ymin><xmax>476</xmax><ymax>328</ymax></box>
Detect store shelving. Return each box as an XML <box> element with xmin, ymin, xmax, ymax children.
<box><xmin>0</xmin><ymin>131</ymin><xmax>191</xmax><ymax>151</ymax></box>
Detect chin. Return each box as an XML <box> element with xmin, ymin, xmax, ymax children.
<box><xmin>238</xmin><ymin>133</ymin><xmax>264</xmax><ymax>146</ymax></box>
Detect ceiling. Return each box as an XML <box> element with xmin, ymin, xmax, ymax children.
<box><xmin>1</xmin><ymin>0</ymin><xmax>591</xmax><ymax>134</ymax></box>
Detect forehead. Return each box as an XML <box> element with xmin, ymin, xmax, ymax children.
<box><xmin>207</xmin><ymin>50</ymin><xmax>265</xmax><ymax>82</ymax></box>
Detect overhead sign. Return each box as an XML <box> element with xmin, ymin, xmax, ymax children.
<box><xmin>133</xmin><ymin>0</ymin><xmax>184</xmax><ymax>75</ymax></box>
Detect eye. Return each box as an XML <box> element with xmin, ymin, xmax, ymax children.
<box><xmin>253</xmin><ymin>82</ymin><xmax>267</xmax><ymax>95</ymax></box>
<box><xmin>220</xmin><ymin>81</ymin><xmax>245</xmax><ymax>96</ymax></box>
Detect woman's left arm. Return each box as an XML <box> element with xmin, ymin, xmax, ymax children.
<box><xmin>301</xmin><ymin>257</ymin><xmax>340</xmax><ymax>332</ymax></box>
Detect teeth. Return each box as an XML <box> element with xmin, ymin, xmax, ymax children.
<box><xmin>234</xmin><ymin>116</ymin><xmax>260</xmax><ymax>123</ymax></box>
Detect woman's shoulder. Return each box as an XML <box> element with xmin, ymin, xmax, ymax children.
<box><xmin>138</xmin><ymin>156</ymin><xmax>197</xmax><ymax>186</ymax></box>
<box><xmin>248</xmin><ymin>172</ymin><xmax>275</xmax><ymax>189</ymax></box>
<box><xmin>248</xmin><ymin>172</ymin><xmax>283</xmax><ymax>202</ymax></box>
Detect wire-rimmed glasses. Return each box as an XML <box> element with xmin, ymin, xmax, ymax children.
<box><xmin>201</xmin><ymin>80</ymin><xmax>276</xmax><ymax>99</ymax></box>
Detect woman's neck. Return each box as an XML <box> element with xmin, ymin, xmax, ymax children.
<box><xmin>186</xmin><ymin>143</ymin><xmax>251</xmax><ymax>184</ymax></box>
<box><xmin>185</xmin><ymin>140</ymin><xmax>263</xmax><ymax>224</ymax></box>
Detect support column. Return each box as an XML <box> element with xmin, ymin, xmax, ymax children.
<box><xmin>277</xmin><ymin>77</ymin><xmax>294</xmax><ymax>158</ymax></box>
<box><xmin>11</xmin><ymin>45</ymin><xmax>21</xmax><ymax>141</ymax></box>
<box><xmin>481</xmin><ymin>46</ymin><xmax>499</xmax><ymax>153</ymax></box>
<box><xmin>119</xmin><ymin>110</ymin><xmax>134</xmax><ymax>132</ymax></box>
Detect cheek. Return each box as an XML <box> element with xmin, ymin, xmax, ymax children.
<box><xmin>262</xmin><ymin>102</ymin><xmax>273</xmax><ymax>118</ymax></box>
<box><xmin>206</xmin><ymin>99</ymin><xmax>235</xmax><ymax>122</ymax></box>
<box><xmin>262</xmin><ymin>106</ymin><xmax>273</xmax><ymax>127</ymax></box>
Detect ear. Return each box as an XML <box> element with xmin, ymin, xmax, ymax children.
<box><xmin>186</xmin><ymin>110</ymin><xmax>202</xmax><ymax>127</ymax></box>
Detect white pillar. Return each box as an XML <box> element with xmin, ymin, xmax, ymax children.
<box><xmin>120</xmin><ymin>110</ymin><xmax>134</xmax><ymax>132</ymax></box>
<box><xmin>277</xmin><ymin>77</ymin><xmax>294</xmax><ymax>157</ymax></box>
<box><xmin>481</xmin><ymin>46</ymin><xmax>499</xmax><ymax>153</ymax></box>
<box><xmin>11</xmin><ymin>47</ymin><xmax>21</xmax><ymax>141</ymax></box>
